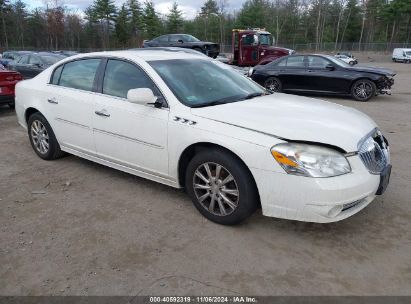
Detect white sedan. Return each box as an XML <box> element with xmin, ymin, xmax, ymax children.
<box><xmin>335</xmin><ymin>54</ymin><xmax>357</xmax><ymax>65</ymax></box>
<box><xmin>15</xmin><ymin>50</ymin><xmax>391</xmax><ymax>225</ymax></box>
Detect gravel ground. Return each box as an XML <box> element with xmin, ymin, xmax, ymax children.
<box><xmin>0</xmin><ymin>57</ymin><xmax>410</xmax><ymax>296</ymax></box>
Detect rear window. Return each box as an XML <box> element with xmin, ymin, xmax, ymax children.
<box><xmin>58</xmin><ymin>59</ymin><xmax>101</xmax><ymax>91</ymax></box>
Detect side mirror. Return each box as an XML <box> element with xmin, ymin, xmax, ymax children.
<box><xmin>178</xmin><ymin>39</ymin><xmax>184</xmax><ymax>43</ymax></box>
<box><xmin>325</xmin><ymin>64</ymin><xmax>335</xmax><ymax>71</ymax></box>
<box><xmin>127</xmin><ymin>88</ymin><xmax>157</xmax><ymax>105</ymax></box>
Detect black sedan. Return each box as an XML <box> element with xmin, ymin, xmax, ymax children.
<box><xmin>143</xmin><ymin>34</ymin><xmax>219</xmax><ymax>58</ymax></box>
<box><xmin>250</xmin><ymin>54</ymin><xmax>395</xmax><ymax>101</ymax></box>
<box><xmin>9</xmin><ymin>52</ymin><xmax>65</xmax><ymax>79</ymax></box>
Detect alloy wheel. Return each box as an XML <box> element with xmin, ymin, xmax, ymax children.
<box><xmin>265</xmin><ymin>78</ymin><xmax>281</xmax><ymax>92</ymax></box>
<box><xmin>193</xmin><ymin>162</ymin><xmax>239</xmax><ymax>216</ymax></box>
<box><xmin>31</xmin><ymin>120</ymin><xmax>49</xmax><ymax>154</ymax></box>
<box><xmin>353</xmin><ymin>81</ymin><xmax>373</xmax><ymax>100</ymax></box>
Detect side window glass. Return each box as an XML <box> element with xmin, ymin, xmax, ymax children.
<box><xmin>18</xmin><ymin>55</ymin><xmax>29</xmax><ymax>64</ymax></box>
<box><xmin>59</xmin><ymin>59</ymin><xmax>100</xmax><ymax>91</ymax></box>
<box><xmin>157</xmin><ymin>35</ymin><xmax>169</xmax><ymax>42</ymax></box>
<box><xmin>286</xmin><ymin>56</ymin><xmax>305</xmax><ymax>67</ymax></box>
<box><xmin>308</xmin><ymin>56</ymin><xmax>330</xmax><ymax>69</ymax></box>
<box><xmin>169</xmin><ymin>35</ymin><xmax>181</xmax><ymax>42</ymax></box>
<box><xmin>29</xmin><ymin>56</ymin><xmax>41</xmax><ymax>65</ymax></box>
<box><xmin>242</xmin><ymin>35</ymin><xmax>254</xmax><ymax>46</ymax></box>
<box><xmin>103</xmin><ymin>59</ymin><xmax>161</xmax><ymax>99</ymax></box>
<box><xmin>51</xmin><ymin>65</ymin><xmax>63</xmax><ymax>85</ymax></box>
<box><xmin>277</xmin><ymin>58</ymin><xmax>287</xmax><ymax>67</ymax></box>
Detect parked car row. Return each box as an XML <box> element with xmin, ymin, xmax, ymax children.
<box><xmin>14</xmin><ymin>48</ymin><xmax>391</xmax><ymax>225</ymax></box>
<box><xmin>0</xmin><ymin>50</ymin><xmax>71</xmax><ymax>108</ymax></box>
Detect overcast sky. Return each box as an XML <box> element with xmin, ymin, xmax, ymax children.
<box><xmin>24</xmin><ymin>0</ymin><xmax>246</xmax><ymax>19</ymax></box>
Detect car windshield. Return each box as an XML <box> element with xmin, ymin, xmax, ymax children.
<box><xmin>39</xmin><ymin>54</ymin><xmax>65</xmax><ymax>65</ymax></box>
<box><xmin>259</xmin><ymin>34</ymin><xmax>272</xmax><ymax>45</ymax></box>
<box><xmin>149</xmin><ymin>59</ymin><xmax>266</xmax><ymax>108</ymax></box>
<box><xmin>325</xmin><ymin>55</ymin><xmax>351</xmax><ymax>68</ymax></box>
<box><xmin>406</xmin><ymin>51</ymin><xmax>411</xmax><ymax>56</ymax></box>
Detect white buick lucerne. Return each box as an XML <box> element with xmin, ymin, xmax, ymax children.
<box><xmin>15</xmin><ymin>50</ymin><xmax>391</xmax><ymax>225</ymax></box>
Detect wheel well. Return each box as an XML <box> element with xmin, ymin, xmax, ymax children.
<box><xmin>351</xmin><ymin>77</ymin><xmax>376</xmax><ymax>89</ymax></box>
<box><xmin>25</xmin><ymin>107</ymin><xmax>40</xmax><ymax>123</ymax></box>
<box><xmin>177</xmin><ymin>142</ymin><xmax>261</xmax><ymax>206</ymax></box>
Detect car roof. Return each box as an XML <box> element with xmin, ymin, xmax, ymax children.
<box><xmin>67</xmin><ymin>49</ymin><xmax>208</xmax><ymax>62</ymax></box>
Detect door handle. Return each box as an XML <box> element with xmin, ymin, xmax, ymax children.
<box><xmin>47</xmin><ymin>98</ymin><xmax>58</xmax><ymax>104</ymax></box>
<box><xmin>95</xmin><ymin>110</ymin><xmax>110</xmax><ymax>117</ymax></box>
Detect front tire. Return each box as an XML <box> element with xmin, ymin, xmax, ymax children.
<box><xmin>351</xmin><ymin>79</ymin><xmax>376</xmax><ymax>102</ymax></box>
<box><xmin>185</xmin><ymin>148</ymin><xmax>259</xmax><ymax>225</ymax></box>
<box><xmin>28</xmin><ymin>112</ymin><xmax>65</xmax><ymax>160</ymax></box>
<box><xmin>264</xmin><ymin>76</ymin><xmax>282</xmax><ymax>93</ymax></box>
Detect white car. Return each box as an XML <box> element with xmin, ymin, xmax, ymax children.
<box><xmin>335</xmin><ymin>54</ymin><xmax>357</xmax><ymax>65</ymax></box>
<box><xmin>392</xmin><ymin>48</ymin><xmax>411</xmax><ymax>63</ymax></box>
<box><xmin>15</xmin><ymin>50</ymin><xmax>391</xmax><ymax>225</ymax></box>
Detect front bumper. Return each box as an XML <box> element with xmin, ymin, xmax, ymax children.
<box><xmin>376</xmin><ymin>76</ymin><xmax>394</xmax><ymax>94</ymax></box>
<box><xmin>251</xmin><ymin>155</ymin><xmax>381</xmax><ymax>223</ymax></box>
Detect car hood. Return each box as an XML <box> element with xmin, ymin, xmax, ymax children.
<box><xmin>190</xmin><ymin>94</ymin><xmax>377</xmax><ymax>152</ymax></box>
<box><xmin>347</xmin><ymin>65</ymin><xmax>395</xmax><ymax>76</ymax></box>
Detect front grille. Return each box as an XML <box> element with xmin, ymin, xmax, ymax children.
<box><xmin>358</xmin><ymin>129</ymin><xmax>390</xmax><ymax>174</ymax></box>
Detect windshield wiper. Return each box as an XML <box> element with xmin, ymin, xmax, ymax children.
<box><xmin>191</xmin><ymin>92</ymin><xmax>265</xmax><ymax>108</ymax></box>
<box><xmin>191</xmin><ymin>100</ymin><xmax>233</xmax><ymax>108</ymax></box>
<box><xmin>240</xmin><ymin>92</ymin><xmax>265</xmax><ymax>100</ymax></box>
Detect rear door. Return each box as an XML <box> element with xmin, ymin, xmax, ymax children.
<box><xmin>278</xmin><ymin>55</ymin><xmax>308</xmax><ymax>91</ymax></box>
<box><xmin>45</xmin><ymin>58</ymin><xmax>101</xmax><ymax>154</ymax></box>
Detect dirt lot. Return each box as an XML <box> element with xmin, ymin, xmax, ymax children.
<box><xmin>1</xmin><ymin>57</ymin><xmax>410</xmax><ymax>296</ymax></box>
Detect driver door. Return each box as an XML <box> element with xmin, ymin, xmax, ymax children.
<box><xmin>239</xmin><ymin>34</ymin><xmax>259</xmax><ymax>65</ymax></box>
<box><xmin>93</xmin><ymin>58</ymin><xmax>169</xmax><ymax>177</ymax></box>
<box><xmin>306</xmin><ymin>56</ymin><xmax>347</xmax><ymax>93</ymax></box>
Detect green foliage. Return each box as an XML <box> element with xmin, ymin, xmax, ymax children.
<box><xmin>142</xmin><ymin>0</ymin><xmax>161</xmax><ymax>39</ymax></box>
<box><xmin>167</xmin><ymin>2</ymin><xmax>184</xmax><ymax>33</ymax></box>
<box><xmin>0</xmin><ymin>0</ymin><xmax>410</xmax><ymax>51</ymax></box>
<box><xmin>116</xmin><ymin>4</ymin><xmax>131</xmax><ymax>46</ymax></box>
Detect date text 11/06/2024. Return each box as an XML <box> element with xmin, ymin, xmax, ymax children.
<box><xmin>149</xmin><ymin>296</ymin><xmax>257</xmax><ymax>303</ymax></box>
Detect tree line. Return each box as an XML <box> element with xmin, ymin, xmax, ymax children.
<box><xmin>0</xmin><ymin>0</ymin><xmax>410</xmax><ymax>52</ymax></box>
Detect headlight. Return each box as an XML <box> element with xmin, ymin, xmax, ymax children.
<box><xmin>271</xmin><ymin>143</ymin><xmax>351</xmax><ymax>177</ymax></box>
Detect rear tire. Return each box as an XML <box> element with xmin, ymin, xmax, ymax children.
<box><xmin>185</xmin><ymin>148</ymin><xmax>259</xmax><ymax>225</ymax></box>
<box><xmin>27</xmin><ymin>112</ymin><xmax>65</xmax><ymax>160</ymax></box>
<box><xmin>351</xmin><ymin>79</ymin><xmax>376</xmax><ymax>102</ymax></box>
<box><xmin>264</xmin><ymin>76</ymin><xmax>282</xmax><ymax>93</ymax></box>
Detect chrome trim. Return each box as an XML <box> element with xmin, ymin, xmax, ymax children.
<box><xmin>357</xmin><ymin>128</ymin><xmax>389</xmax><ymax>174</ymax></box>
<box><xmin>93</xmin><ymin>128</ymin><xmax>163</xmax><ymax>149</ymax></box>
<box><xmin>344</xmin><ymin>151</ymin><xmax>358</xmax><ymax>157</ymax></box>
<box><xmin>55</xmin><ymin>118</ymin><xmax>90</xmax><ymax>129</ymax></box>
<box><xmin>60</xmin><ymin>144</ymin><xmax>178</xmax><ymax>188</ymax></box>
